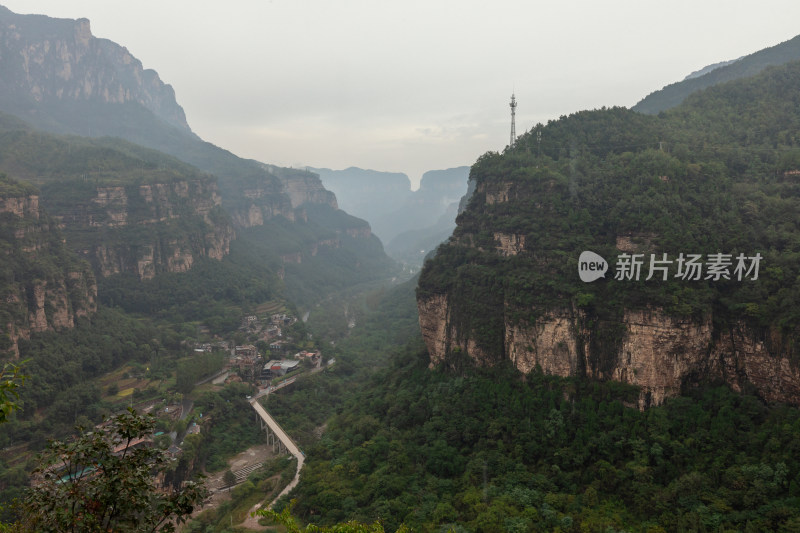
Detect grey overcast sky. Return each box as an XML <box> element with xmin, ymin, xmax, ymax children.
<box><xmin>3</xmin><ymin>1</ymin><xmax>800</xmax><ymax>187</ymax></box>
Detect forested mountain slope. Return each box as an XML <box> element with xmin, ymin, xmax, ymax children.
<box><xmin>0</xmin><ymin>5</ymin><xmax>319</xmax><ymax>222</ymax></box>
<box><xmin>0</xmin><ymin>112</ymin><xmax>234</xmax><ymax>280</ymax></box>
<box><xmin>418</xmin><ymin>60</ymin><xmax>800</xmax><ymax>408</ymax></box>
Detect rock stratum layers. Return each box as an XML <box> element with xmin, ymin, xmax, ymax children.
<box><xmin>419</xmin><ymin>187</ymin><xmax>800</xmax><ymax>408</ymax></box>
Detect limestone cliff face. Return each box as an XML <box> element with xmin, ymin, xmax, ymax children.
<box><xmin>277</xmin><ymin>172</ymin><xmax>338</xmax><ymax>211</ymax></box>
<box><xmin>0</xmin><ymin>181</ymin><xmax>96</xmax><ymax>357</ymax></box>
<box><xmin>309</xmin><ymin>239</ymin><xmax>340</xmax><ymax>256</ymax></box>
<box><xmin>417</xmin><ymin>292</ymin><xmax>498</xmax><ymax>372</ymax></box>
<box><xmin>228</xmin><ymin>183</ymin><xmax>295</xmax><ymax>228</ymax></box>
<box><xmin>0</xmin><ymin>6</ymin><xmax>191</xmax><ymax>132</ymax></box>
<box><xmin>418</xmin><ymin>293</ymin><xmax>453</xmax><ymax>368</ymax></box>
<box><xmin>0</xmin><ymin>193</ymin><xmax>39</xmax><ymax>219</ymax></box>
<box><xmin>494</xmin><ymin>232</ymin><xmax>526</xmax><ymax>256</ymax></box>
<box><xmin>44</xmin><ymin>178</ymin><xmax>233</xmax><ymax>280</ymax></box>
<box><xmin>345</xmin><ymin>227</ymin><xmax>372</xmax><ymax>239</ymax></box>
<box><xmin>505</xmin><ymin>308</ymin><xmax>583</xmax><ymax>379</ymax></box>
<box><xmin>503</xmin><ymin>307</ymin><xmax>800</xmax><ymax>408</ymax></box>
<box><xmin>419</xmin><ymin>294</ymin><xmax>800</xmax><ymax>408</ymax></box>
<box><xmin>227</xmin><ymin>165</ymin><xmax>339</xmax><ymax>229</ymax></box>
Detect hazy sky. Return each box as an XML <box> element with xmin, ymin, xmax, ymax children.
<box><xmin>3</xmin><ymin>1</ymin><xmax>800</xmax><ymax>188</ymax></box>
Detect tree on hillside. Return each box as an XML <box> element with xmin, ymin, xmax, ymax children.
<box><xmin>20</xmin><ymin>408</ymin><xmax>207</xmax><ymax>532</ymax></box>
<box><xmin>223</xmin><ymin>469</ymin><xmax>237</xmax><ymax>489</ymax></box>
<box><xmin>0</xmin><ymin>362</ymin><xmax>25</xmax><ymax>424</ymax></box>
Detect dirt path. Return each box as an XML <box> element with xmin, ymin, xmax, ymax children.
<box><xmin>239</xmin><ymin>499</ymin><xmax>271</xmax><ymax>531</ymax></box>
<box><xmin>185</xmin><ymin>443</ymin><xmax>277</xmax><ymax>526</ymax></box>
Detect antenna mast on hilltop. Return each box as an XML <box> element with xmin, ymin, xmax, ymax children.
<box><xmin>509</xmin><ymin>93</ymin><xmax>517</xmax><ymax>148</ymax></box>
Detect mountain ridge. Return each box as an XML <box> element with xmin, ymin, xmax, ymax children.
<box><xmin>633</xmin><ymin>33</ymin><xmax>800</xmax><ymax>114</ymax></box>
<box><xmin>0</xmin><ymin>5</ymin><xmax>398</xmax><ymax>358</ymax></box>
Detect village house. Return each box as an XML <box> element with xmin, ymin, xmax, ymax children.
<box><xmin>235</xmin><ymin>345</ymin><xmax>258</xmax><ymax>358</ymax></box>
<box><xmin>294</xmin><ymin>350</ymin><xmax>321</xmax><ymax>363</ymax></box>
<box><xmin>261</xmin><ymin>359</ymin><xmax>300</xmax><ymax>381</ymax></box>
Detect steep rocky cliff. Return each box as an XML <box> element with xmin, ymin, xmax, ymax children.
<box><xmin>0</xmin><ymin>6</ymin><xmax>190</xmax><ymax>134</ymax></box>
<box><xmin>42</xmin><ymin>176</ymin><xmax>234</xmax><ymax>280</ymax></box>
<box><xmin>223</xmin><ymin>165</ymin><xmax>338</xmax><ymax>229</ymax></box>
<box><xmin>418</xmin><ymin>64</ymin><xmax>800</xmax><ymax>407</ymax></box>
<box><xmin>314</xmin><ymin>166</ymin><xmax>468</xmax><ymax>247</ymax></box>
<box><xmin>269</xmin><ymin>165</ymin><xmax>338</xmax><ymax>211</ymax></box>
<box><xmin>0</xmin><ymin>175</ymin><xmax>96</xmax><ymax>357</ymax></box>
<box><xmin>0</xmin><ymin>120</ymin><xmax>235</xmax><ymax>280</ymax></box>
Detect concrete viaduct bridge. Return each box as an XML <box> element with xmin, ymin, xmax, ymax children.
<box><xmin>250</xmin><ymin>398</ymin><xmax>305</xmax><ymax>508</ymax></box>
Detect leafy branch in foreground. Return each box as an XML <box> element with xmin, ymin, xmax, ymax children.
<box><xmin>21</xmin><ymin>408</ymin><xmax>207</xmax><ymax>532</ymax></box>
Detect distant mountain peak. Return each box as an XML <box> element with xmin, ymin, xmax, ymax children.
<box><xmin>682</xmin><ymin>58</ymin><xmax>740</xmax><ymax>81</ymax></box>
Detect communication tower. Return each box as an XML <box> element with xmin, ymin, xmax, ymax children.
<box><xmin>509</xmin><ymin>93</ymin><xmax>517</xmax><ymax>147</ymax></box>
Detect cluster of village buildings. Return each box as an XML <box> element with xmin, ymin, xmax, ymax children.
<box><xmin>195</xmin><ymin>312</ymin><xmax>321</xmax><ymax>386</ymax></box>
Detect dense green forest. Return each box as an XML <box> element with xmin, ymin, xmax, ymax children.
<box><xmin>288</xmin><ymin>349</ymin><xmax>800</xmax><ymax>532</ymax></box>
<box><xmin>237</xmin><ymin>205</ymin><xmax>398</xmax><ymax>308</ymax></box>
<box><xmin>0</xmin><ymin>99</ymin><xmax>399</xmax><ymax>527</ymax></box>
<box><xmin>266</xmin><ymin>278</ymin><xmax>424</xmax><ymax>447</ymax></box>
<box><xmin>0</xmin><ymin>112</ymin><xmax>211</xmax><ymax>185</ymax></box>
<box><xmin>0</xmin><ymin>110</ymin><xmax>398</xmax><ymax>306</ymax></box>
<box><xmin>0</xmin><ymin>174</ymin><xmax>96</xmax><ymax>354</ymax></box>
<box><xmin>98</xmin><ymin>243</ymin><xmax>279</xmax><ymax>330</ymax></box>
